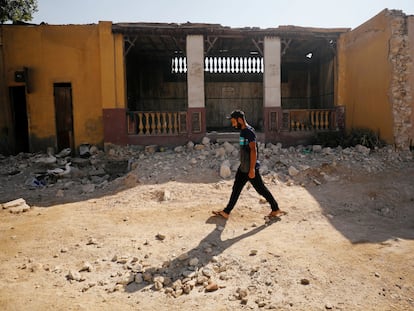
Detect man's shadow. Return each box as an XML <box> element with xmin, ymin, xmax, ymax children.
<box><xmin>125</xmin><ymin>215</ymin><xmax>280</xmax><ymax>293</ymax></box>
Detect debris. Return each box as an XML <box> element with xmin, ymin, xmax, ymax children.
<box><xmin>79</xmin><ymin>262</ymin><xmax>93</xmax><ymax>272</ymax></box>
<box><xmin>156</xmin><ymin>233</ymin><xmax>166</xmax><ymax>241</ymax></box>
<box><xmin>145</xmin><ymin>145</ymin><xmax>158</xmax><ymax>154</ymax></box>
<box><xmin>188</xmin><ymin>257</ymin><xmax>199</xmax><ymax>266</ymax></box>
<box><xmin>67</xmin><ymin>270</ymin><xmax>82</xmax><ymax>282</ymax></box>
<box><xmin>205</xmin><ymin>281</ymin><xmax>218</xmax><ymax>292</ymax></box>
<box><xmin>249</xmin><ymin>250</ymin><xmax>258</xmax><ymax>256</ymax></box>
<box><xmin>2</xmin><ymin>198</ymin><xmax>26</xmax><ymax>209</ymax></box>
<box><xmin>34</xmin><ymin>155</ymin><xmax>56</xmax><ymax>164</ymax></box>
<box><xmin>220</xmin><ymin>160</ymin><xmax>232</xmax><ymax>178</ymax></box>
<box><xmin>202</xmin><ymin>136</ymin><xmax>210</xmax><ymax>145</ymax></box>
<box><xmin>1</xmin><ymin>198</ymin><xmax>31</xmax><ymax>213</ymax></box>
<box><xmin>47</xmin><ymin>162</ymin><xmax>71</xmax><ymax>177</ymax></box>
<box><xmin>79</xmin><ymin>144</ymin><xmax>91</xmax><ymax>158</ymax></box>
<box><xmin>56</xmin><ymin>148</ymin><xmax>72</xmax><ymax>158</ymax></box>
<box><xmin>288</xmin><ymin>166</ymin><xmax>299</xmax><ymax>176</ymax></box>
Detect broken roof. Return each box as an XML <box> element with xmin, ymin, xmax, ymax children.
<box><xmin>113</xmin><ymin>22</ymin><xmax>350</xmax><ymax>60</ymax></box>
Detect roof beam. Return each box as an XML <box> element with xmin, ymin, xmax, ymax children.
<box><xmin>205</xmin><ymin>36</ymin><xmax>218</xmax><ymax>54</ymax></box>
<box><xmin>251</xmin><ymin>38</ymin><xmax>263</xmax><ymax>56</ymax></box>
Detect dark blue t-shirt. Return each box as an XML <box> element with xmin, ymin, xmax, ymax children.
<box><xmin>239</xmin><ymin>125</ymin><xmax>259</xmax><ymax>173</ymax></box>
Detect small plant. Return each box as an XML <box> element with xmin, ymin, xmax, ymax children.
<box><xmin>343</xmin><ymin>128</ymin><xmax>385</xmax><ymax>149</ymax></box>
<box><xmin>314</xmin><ymin>128</ymin><xmax>385</xmax><ymax>149</ymax></box>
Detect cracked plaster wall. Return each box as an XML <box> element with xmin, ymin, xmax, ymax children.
<box><xmin>338</xmin><ymin>9</ymin><xmax>413</xmax><ymax>150</ymax></box>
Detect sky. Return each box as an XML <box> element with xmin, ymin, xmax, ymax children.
<box><xmin>31</xmin><ymin>0</ymin><xmax>414</xmax><ymax>30</ymax></box>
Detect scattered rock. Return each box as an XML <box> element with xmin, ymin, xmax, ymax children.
<box><xmin>312</xmin><ymin>145</ymin><xmax>322</xmax><ymax>153</ymax></box>
<box><xmin>160</xmin><ymin>190</ymin><xmax>172</xmax><ymax>201</ymax></box>
<box><xmin>202</xmin><ymin>268</ymin><xmax>214</xmax><ymax>277</ymax></box>
<box><xmin>220</xmin><ymin>160</ymin><xmax>232</xmax><ymax>178</ymax></box>
<box><xmin>2</xmin><ymin>198</ymin><xmax>31</xmax><ymax>214</ymax></box>
<box><xmin>86</xmin><ymin>238</ymin><xmax>98</xmax><ymax>245</ymax></box>
<box><xmin>79</xmin><ymin>262</ymin><xmax>93</xmax><ymax>272</ymax></box>
<box><xmin>205</xmin><ymin>281</ymin><xmax>218</xmax><ymax>292</ymax></box>
<box><xmin>189</xmin><ymin>257</ymin><xmax>199</xmax><ymax>266</ymax></box>
<box><xmin>67</xmin><ymin>270</ymin><xmax>83</xmax><ymax>282</ymax></box>
<box><xmin>202</xmin><ymin>136</ymin><xmax>210</xmax><ymax>145</ymax></box>
<box><xmin>145</xmin><ymin>145</ymin><xmax>158</xmax><ymax>154</ymax></box>
<box><xmin>156</xmin><ymin>233</ymin><xmax>166</xmax><ymax>241</ymax></box>
<box><xmin>288</xmin><ymin>166</ymin><xmax>299</xmax><ymax>176</ymax></box>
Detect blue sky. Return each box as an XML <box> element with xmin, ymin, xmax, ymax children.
<box><xmin>32</xmin><ymin>0</ymin><xmax>414</xmax><ymax>29</ymax></box>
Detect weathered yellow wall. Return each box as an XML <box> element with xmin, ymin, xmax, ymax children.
<box><xmin>99</xmin><ymin>21</ymin><xmax>126</xmax><ymax>109</ymax></box>
<box><xmin>337</xmin><ymin>9</ymin><xmax>394</xmax><ymax>143</ymax></box>
<box><xmin>1</xmin><ymin>22</ymin><xmax>125</xmax><ymax>152</ymax></box>
<box><xmin>114</xmin><ymin>33</ymin><xmax>126</xmax><ymax>108</ymax></box>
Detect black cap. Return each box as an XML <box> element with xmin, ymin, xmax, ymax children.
<box><xmin>226</xmin><ymin>110</ymin><xmax>245</xmax><ymax>120</ymax></box>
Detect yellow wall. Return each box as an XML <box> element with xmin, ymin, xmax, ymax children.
<box><xmin>1</xmin><ymin>22</ymin><xmax>125</xmax><ymax>152</ymax></box>
<box><xmin>337</xmin><ymin>10</ymin><xmax>394</xmax><ymax>143</ymax></box>
<box><xmin>99</xmin><ymin>21</ymin><xmax>126</xmax><ymax>110</ymax></box>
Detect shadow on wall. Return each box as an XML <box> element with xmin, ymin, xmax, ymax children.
<box><xmin>0</xmin><ymin>127</ymin><xmax>11</xmax><ymax>155</ymax></box>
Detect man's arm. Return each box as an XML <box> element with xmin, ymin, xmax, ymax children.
<box><xmin>248</xmin><ymin>141</ymin><xmax>257</xmax><ymax>179</ymax></box>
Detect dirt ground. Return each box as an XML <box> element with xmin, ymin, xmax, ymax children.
<box><xmin>0</xmin><ymin>144</ymin><xmax>413</xmax><ymax>311</ymax></box>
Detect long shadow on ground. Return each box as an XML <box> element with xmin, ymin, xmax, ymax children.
<box><xmin>125</xmin><ymin>215</ymin><xmax>281</xmax><ymax>293</ymax></box>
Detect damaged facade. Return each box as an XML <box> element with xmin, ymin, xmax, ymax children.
<box><xmin>0</xmin><ymin>9</ymin><xmax>413</xmax><ymax>155</ymax></box>
<box><xmin>337</xmin><ymin>9</ymin><xmax>414</xmax><ymax>150</ymax></box>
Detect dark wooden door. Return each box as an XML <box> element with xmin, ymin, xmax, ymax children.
<box><xmin>9</xmin><ymin>86</ymin><xmax>29</xmax><ymax>153</ymax></box>
<box><xmin>54</xmin><ymin>83</ymin><xmax>74</xmax><ymax>151</ymax></box>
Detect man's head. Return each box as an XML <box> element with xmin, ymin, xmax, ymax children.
<box><xmin>227</xmin><ymin>110</ymin><xmax>246</xmax><ymax>129</ymax></box>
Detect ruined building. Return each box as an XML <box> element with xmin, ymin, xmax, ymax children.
<box><xmin>0</xmin><ymin>9</ymin><xmax>413</xmax><ymax>154</ymax></box>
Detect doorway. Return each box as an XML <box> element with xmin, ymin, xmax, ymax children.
<box><xmin>54</xmin><ymin>83</ymin><xmax>74</xmax><ymax>151</ymax></box>
<box><xmin>9</xmin><ymin>86</ymin><xmax>29</xmax><ymax>153</ymax></box>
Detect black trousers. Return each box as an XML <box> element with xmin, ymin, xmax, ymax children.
<box><xmin>223</xmin><ymin>167</ymin><xmax>279</xmax><ymax>214</ymax></box>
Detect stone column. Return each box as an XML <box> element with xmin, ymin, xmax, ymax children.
<box><xmin>264</xmin><ymin>36</ymin><xmax>281</xmax><ymax>108</ymax></box>
<box><xmin>263</xmin><ymin>36</ymin><xmax>281</xmax><ymax>141</ymax></box>
<box><xmin>186</xmin><ymin>35</ymin><xmax>206</xmax><ymax>139</ymax></box>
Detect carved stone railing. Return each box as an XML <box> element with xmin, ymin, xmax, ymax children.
<box><xmin>127</xmin><ymin>111</ymin><xmax>187</xmax><ymax>135</ymax></box>
<box><xmin>282</xmin><ymin>109</ymin><xmax>337</xmax><ymax>131</ymax></box>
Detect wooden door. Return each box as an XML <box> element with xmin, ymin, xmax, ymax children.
<box><xmin>9</xmin><ymin>86</ymin><xmax>29</xmax><ymax>153</ymax></box>
<box><xmin>54</xmin><ymin>83</ymin><xmax>74</xmax><ymax>151</ymax></box>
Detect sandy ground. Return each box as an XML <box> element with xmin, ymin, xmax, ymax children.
<box><xmin>0</xmin><ymin>147</ymin><xmax>413</xmax><ymax>311</ymax></box>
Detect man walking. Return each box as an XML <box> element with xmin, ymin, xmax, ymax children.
<box><xmin>213</xmin><ymin>110</ymin><xmax>286</xmax><ymax>220</ymax></box>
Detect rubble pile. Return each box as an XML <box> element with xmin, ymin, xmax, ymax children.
<box><xmin>0</xmin><ymin>139</ymin><xmax>412</xmax><ymax>205</ymax></box>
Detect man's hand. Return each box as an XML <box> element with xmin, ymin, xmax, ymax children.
<box><xmin>248</xmin><ymin>169</ymin><xmax>255</xmax><ymax>179</ymax></box>
<box><xmin>248</xmin><ymin>141</ymin><xmax>257</xmax><ymax>179</ymax></box>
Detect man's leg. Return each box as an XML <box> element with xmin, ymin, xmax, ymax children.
<box><xmin>250</xmin><ymin>169</ymin><xmax>279</xmax><ymax>211</ymax></box>
<box><xmin>223</xmin><ymin>169</ymin><xmax>248</xmax><ymax>214</ymax></box>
